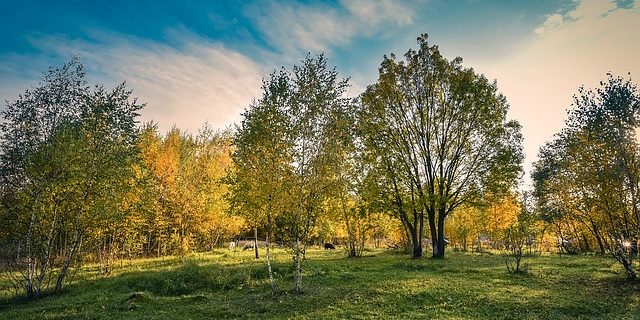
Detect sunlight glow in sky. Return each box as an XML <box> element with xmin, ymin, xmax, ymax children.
<box><xmin>1</xmin><ymin>0</ymin><xmax>639</xmax><ymax>185</ymax></box>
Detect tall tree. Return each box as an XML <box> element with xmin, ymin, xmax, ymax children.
<box><xmin>0</xmin><ymin>58</ymin><xmax>143</xmax><ymax>297</ymax></box>
<box><xmin>360</xmin><ymin>34</ymin><xmax>523</xmax><ymax>258</ymax></box>
<box><xmin>286</xmin><ymin>54</ymin><xmax>352</xmax><ymax>291</ymax></box>
<box><xmin>228</xmin><ymin>68</ymin><xmax>293</xmax><ymax>294</ymax></box>
<box><xmin>230</xmin><ymin>54</ymin><xmax>352</xmax><ymax>292</ymax></box>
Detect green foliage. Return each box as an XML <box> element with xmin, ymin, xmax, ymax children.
<box><xmin>0</xmin><ymin>58</ymin><xmax>143</xmax><ymax>297</ymax></box>
<box><xmin>229</xmin><ymin>53</ymin><xmax>354</xmax><ymax>292</ymax></box>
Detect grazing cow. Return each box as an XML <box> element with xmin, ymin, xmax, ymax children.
<box><xmin>228</xmin><ymin>241</ymin><xmax>236</xmax><ymax>251</ymax></box>
<box><xmin>243</xmin><ymin>242</ymin><xmax>255</xmax><ymax>251</ymax></box>
<box><xmin>324</xmin><ymin>243</ymin><xmax>336</xmax><ymax>250</ymax></box>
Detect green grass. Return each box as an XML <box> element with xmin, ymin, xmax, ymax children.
<box><xmin>0</xmin><ymin>249</ymin><xmax>638</xmax><ymax>319</ymax></box>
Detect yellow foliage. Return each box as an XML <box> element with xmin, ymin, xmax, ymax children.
<box><xmin>484</xmin><ymin>194</ymin><xmax>520</xmax><ymax>238</ymax></box>
<box><xmin>446</xmin><ymin>192</ymin><xmax>520</xmax><ymax>250</ymax></box>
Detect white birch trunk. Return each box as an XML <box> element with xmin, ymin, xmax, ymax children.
<box><xmin>294</xmin><ymin>238</ymin><xmax>303</xmax><ymax>293</ymax></box>
<box><xmin>265</xmin><ymin>233</ymin><xmax>276</xmax><ymax>295</ymax></box>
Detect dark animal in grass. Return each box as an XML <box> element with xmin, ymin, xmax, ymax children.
<box><xmin>243</xmin><ymin>242</ymin><xmax>255</xmax><ymax>250</ymax></box>
<box><xmin>324</xmin><ymin>243</ymin><xmax>336</xmax><ymax>250</ymax></box>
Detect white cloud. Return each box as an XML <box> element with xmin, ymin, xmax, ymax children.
<box><xmin>534</xmin><ymin>14</ymin><xmax>563</xmax><ymax>35</ymax></box>
<box><xmin>342</xmin><ymin>0</ymin><xmax>414</xmax><ymax>27</ymax></box>
<box><xmin>25</xmin><ymin>32</ymin><xmax>264</xmax><ymax>134</ymax></box>
<box><xmin>246</xmin><ymin>0</ymin><xmax>418</xmax><ymax>58</ymax></box>
<box><xmin>567</xmin><ymin>0</ymin><xmax>619</xmax><ymax>19</ymax></box>
<box><xmin>471</xmin><ymin>0</ymin><xmax>640</xmax><ymax>184</ymax></box>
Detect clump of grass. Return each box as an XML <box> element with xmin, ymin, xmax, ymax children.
<box><xmin>122</xmin><ymin>291</ymin><xmax>148</xmax><ymax>310</ymax></box>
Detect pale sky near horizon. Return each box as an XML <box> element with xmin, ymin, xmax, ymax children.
<box><xmin>1</xmin><ymin>0</ymin><xmax>639</xmax><ymax>187</ymax></box>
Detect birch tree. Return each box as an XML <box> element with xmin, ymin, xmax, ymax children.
<box><xmin>0</xmin><ymin>58</ymin><xmax>143</xmax><ymax>297</ymax></box>
<box><xmin>230</xmin><ymin>54</ymin><xmax>353</xmax><ymax>292</ymax></box>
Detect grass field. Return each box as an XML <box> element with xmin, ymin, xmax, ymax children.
<box><xmin>0</xmin><ymin>248</ymin><xmax>638</xmax><ymax>319</ymax></box>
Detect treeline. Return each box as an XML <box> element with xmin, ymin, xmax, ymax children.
<box><xmin>0</xmin><ymin>60</ymin><xmax>242</xmax><ymax>298</ymax></box>
<box><xmin>1</xmin><ymin>34</ymin><xmax>638</xmax><ymax>298</ymax></box>
<box><xmin>135</xmin><ymin>125</ymin><xmax>242</xmax><ymax>257</ymax></box>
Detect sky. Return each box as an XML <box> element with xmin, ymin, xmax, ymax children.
<box><xmin>1</xmin><ymin>0</ymin><xmax>639</xmax><ymax>186</ymax></box>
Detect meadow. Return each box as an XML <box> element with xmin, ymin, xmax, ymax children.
<box><xmin>1</xmin><ymin>249</ymin><xmax>638</xmax><ymax>319</ymax></box>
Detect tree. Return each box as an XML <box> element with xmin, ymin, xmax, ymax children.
<box><xmin>321</xmin><ymin>87</ymin><xmax>366</xmax><ymax>257</ymax></box>
<box><xmin>228</xmin><ymin>68</ymin><xmax>294</xmax><ymax>294</ymax></box>
<box><xmin>135</xmin><ymin>123</ymin><xmax>170</xmax><ymax>257</ymax></box>
<box><xmin>502</xmin><ymin>193</ymin><xmax>536</xmax><ymax>274</ymax></box>
<box><xmin>285</xmin><ymin>54</ymin><xmax>352</xmax><ymax>291</ymax></box>
<box><xmin>230</xmin><ymin>54</ymin><xmax>353</xmax><ymax>293</ymax></box>
<box><xmin>191</xmin><ymin>125</ymin><xmax>242</xmax><ymax>250</ymax></box>
<box><xmin>502</xmin><ymin>208</ymin><xmax>533</xmax><ymax>274</ymax></box>
<box><xmin>533</xmin><ymin>74</ymin><xmax>640</xmax><ymax>279</ymax></box>
<box><xmin>0</xmin><ymin>58</ymin><xmax>143</xmax><ymax>297</ymax></box>
<box><xmin>360</xmin><ymin>34</ymin><xmax>523</xmax><ymax>258</ymax></box>
<box><xmin>482</xmin><ymin>193</ymin><xmax>520</xmax><ymax>249</ymax></box>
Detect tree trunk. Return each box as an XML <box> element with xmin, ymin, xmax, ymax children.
<box><xmin>294</xmin><ymin>238</ymin><xmax>303</xmax><ymax>293</ymax></box>
<box><xmin>434</xmin><ymin>207</ymin><xmax>446</xmax><ymax>258</ymax></box>
<box><xmin>24</xmin><ymin>207</ymin><xmax>38</xmax><ymax>299</ymax></box>
<box><xmin>428</xmin><ymin>208</ymin><xmax>437</xmax><ymax>257</ymax></box>
<box><xmin>56</xmin><ymin>231</ymin><xmax>82</xmax><ymax>293</ymax></box>
<box><xmin>591</xmin><ymin>223</ymin><xmax>606</xmax><ymax>255</ymax></box>
<box><xmin>340</xmin><ymin>192</ymin><xmax>356</xmax><ymax>257</ymax></box>
<box><xmin>411</xmin><ymin>231</ymin><xmax>422</xmax><ymax>258</ymax></box>
<box><xmin>621</xmin><ymin>257</ymin><xmax>637</xmax><ymax>280</ymax></box>
<box><xmin>417</xmin><ymin>211</ymin><xmax>424</xmax><ymax>257</ymax></box>
<box><xmin>98</xmin><ymin>240</ymin><xmax>103</xmax><ymax>275</ymax></box>
<box><xmin>106</xmin><ymin>234</ymin><xmax>113</xmax><ymax>275</ymax></box>
<box><xmin>213</xmin><ymin>233</ymin><xmax>221</xmax><ymax>250</ymax></box>
<box><xmin>25</xmin><ymin>257</ymin><xmax>35</xmax><ymax>299</ymax></box>
<box><xmin>265</xmin><ymin>233</ymin><xmax>276</xmax><ymax>295</ymax></box>
<box><xmin>581</xmin><ymin>233</ymin><xmax>591</xmax><ymax>253</ymax></box>
<box><xmin>344</xmin><ymin>208</ymin><xmax>357</xmax><ymax>257</ymax></box>
<box><xmin>254</xmin><ymin>227</ymin><xmax>259</xmax><ymax>259</ymax></box>
<box><xmin>34</xmin><ymin>205</ymin><xmax>59</xmax><ymax>297</ymax></box>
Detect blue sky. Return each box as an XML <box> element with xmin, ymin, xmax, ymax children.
<box><xmin>1</xmin><ymin>0</ymin><xmax>639</xmax><ymax>183</ymax></box>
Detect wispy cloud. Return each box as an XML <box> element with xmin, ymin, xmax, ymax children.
<box><xmin>472</xmin><ymin>0</ymin><xmax>640</xmax><ymax>181</ymax></box>
<box><xmin>18</xmin><ymin>31</ymin><xmax>264</xmax><ymax>133</ymax></box>
<box><xmin>245</xmin><ymin>0</ymin><xmax>418</xmax><ymax>58</ymax></box>
<box><xmin>341</xmin><ymin>0</ymin><xmax>414</xmax><ymax>28</ymax></box>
